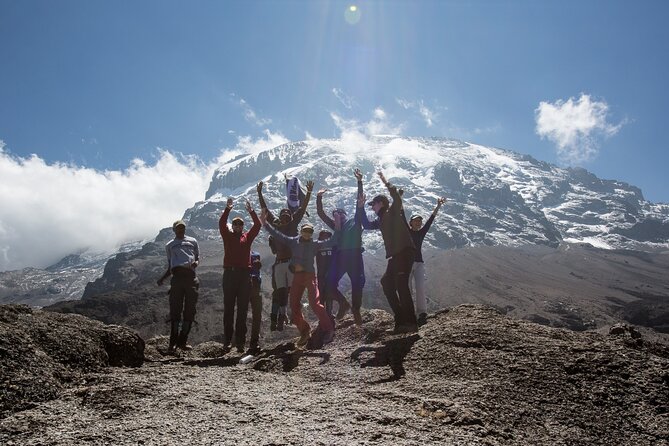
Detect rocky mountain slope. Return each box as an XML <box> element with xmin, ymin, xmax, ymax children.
<box><xmin>2</xmin><ymin>305</ymin><xmax>667</xmax><ymax>445</ymax></box>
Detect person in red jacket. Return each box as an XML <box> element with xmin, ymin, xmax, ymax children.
<box><xmin>219</xmin><ymin>197</ymin><xmax>261</xmax><ymax>352</ymax></box>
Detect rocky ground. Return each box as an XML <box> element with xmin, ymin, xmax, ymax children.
<box><xmin>1</xmin><ymin>304</ymin><xmax>668</xmax><ymax>445</ymax></box>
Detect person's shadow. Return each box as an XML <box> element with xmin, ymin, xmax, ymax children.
<box><xmin>350</xmin><ymin>333</ymin><xmax>420</xmax><ymax>384</ymax></box>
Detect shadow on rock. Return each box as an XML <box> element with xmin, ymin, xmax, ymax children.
<box><xmin>351</xmin><ymin>333</ymin><xmax>420</xmax><ymax>383</ymax></box>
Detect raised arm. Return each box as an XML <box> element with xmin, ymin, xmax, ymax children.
<box><xmin>246</xmin><ymin>200</ymin><xmax>262</xmax><ymax>241</ymax></box>
<box><xmin>292</xmin><ymin>180</ymin><xmax>314</xmax><ymax>224</ymax></box>
<box><xmin>316</xmin><ymin>189</ymin><xmax>335</xmax><ymax>230</ymax></box>
<box><xmin>219</xmin><ymin>198</ymin><xmax>233</xmax><ymax>238</ymax></box>
<box><xmin>420</xmin><ymin>197</ymin><xmax>445</xmax><ymax>236</ymax></box>
<box><xmin>378</xmin><ymin>171</ymin><xmax>403</xmax><ymax>211</ymax></box>
<box><xmin>355</xmin><ymin>192</ymin><xmax>380</xmax><ymax>230</ymax></box>
<box><xmin>256</xmin><ymin>181</ymin><xmax>277</xmax><ymax>224</ymax></box>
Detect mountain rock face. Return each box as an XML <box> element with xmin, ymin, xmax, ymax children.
<box><xmin>195</xmin><ymin>137</ymin><xmax>669</xmax><ymax>252</ymax></box>
<box><xmin>2</xmin><ymin>305</ymin><xmax>668</xmax><ymax>445</ymax></box>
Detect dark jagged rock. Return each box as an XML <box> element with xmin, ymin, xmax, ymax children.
<box><xmin>0</xmin><ymin>304</ymin><xmax>144</xmax><ymax>419</ymax></box>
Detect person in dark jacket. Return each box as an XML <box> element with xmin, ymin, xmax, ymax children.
<box><xmin>356</xmin><ymin>171</ymin><xmax>418</xmax><ymax>333</ymax></box>
<box><xmin>405</xmin><ymin>197</ymin><xmax>446</xmax><ymax>326</ymax></box>
<box><xmin>257</xmin><ymin>179</ymin><xmax>313</xmax><ymax>331</ymax></box>
<box><xmin>157</xmin><ymin>220</ymin><xmax>200</xmax><ymax>354</ymax></box>
<box><xmin>316</xmin><ymin>168</ymin><xmax>366</xmax><ymax>324</ymax></box>
<box><xmin>219</xmin><ymin>198</ymin><xmax>261</xmax><ymax>352</ymax></box>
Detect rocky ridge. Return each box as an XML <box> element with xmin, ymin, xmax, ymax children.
<box><xmin>1</xmin><ymin>305</ymin><xmax>667</xmax><ymax>445</ymax></box>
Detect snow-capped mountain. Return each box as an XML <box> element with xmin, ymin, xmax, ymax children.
<box><xmin>184</xmin><ymin>136</ymin><xmax>669</xmax><ymax>252</ymax></box>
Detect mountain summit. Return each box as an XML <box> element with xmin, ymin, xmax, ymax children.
<box><xmin>188</xmin><ymin>136</ymin><xmax>669</xmax><ymax>252</ymax></box>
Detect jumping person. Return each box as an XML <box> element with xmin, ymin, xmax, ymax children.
<box><xmin>257</xmin><ymin>179</ymin><xmax>313</xmax><ymax>331</ymax></box>
<box><xmin>219</xmin><ymin>198</ymin><xmax>261</xmax><ymax>353</ymax></box>
<box><xmin>259</xmin><ymin>210</ymin><xmax>338</xmax><ymax>348</ymax></box>
<box><xmin>357</xmin><ymin>171</ymin><xmax>418</xmax><ymax>333</ymax></box>
<box><xmin>316</xmin><ymin>168</ymin><xmax>366</xmax><ymax>324</ymax></box>
<box><xmin>157</xmin><ymin>220</ymin><xmax>200</xmax><ymax>354</ymax></box>
<box><xmin>406</xmin><ymin>197</ymin><xmax>446</xmax><ymax>326</ymax></box>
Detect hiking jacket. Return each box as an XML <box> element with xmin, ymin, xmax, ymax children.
<box><xmin>263</xmin><ymin>223</ymin><xmax>338</xmax><ymax>274</ymax></box>
<box><xmin>258</xmin><ymin>188</ymin><xmax>311</xmax><ymax>261</ymax></box>
<box><xmin>219</xmin><ymin>207</ymin><xmax>261</xmax><ymax>268</ymax></box>
<box><xmin>316</xmin><ymin>180</ymin><xmax>364</xmax><ymax>252</ymax></box>
<box><xmin>356</xmin><ymin>183</ymin><xmax>415</xmax><ymax>259</ymax></box>
<box><xmin>403</xmin><ymin>210</ymin><xmax>436</xmax><ymax>263</ymax></box>
<box><xmin>165</xmin><ymin>236</ymin><xmax>200</xmax><ymax>270</ymax></box>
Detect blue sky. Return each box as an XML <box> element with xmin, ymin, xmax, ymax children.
<box><xmin>1</xmin><ymin>0</ymin><xmax>669</xmax><ymax>269</ymax></box>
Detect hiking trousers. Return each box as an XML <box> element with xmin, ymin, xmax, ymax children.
<box><xmin>222</xmin><ymin>267</ymin><xmax>251</xmax><ymax>347</ymax></box>
<box><xmin>380</xmin><ymin>248</ymin><xmax>417</xmax><ymax>327</ymax></box>
<box><xmin>327</xmin><ymin>249</ymin><xmax>365</xmax><ymax>311</ymax></box>
<box><xmin>249</xmin><ymin>277</ymin><xmax>262</xmax><ymax>346</ymax></box>
<box><xmin>410</xmin><ymin>261</ymin><xmax>427</xmax><ymax>315</ymax></box>
<box><xmin>290</xmin><ymin>272</ymin><xmax>334</xmax><ymax>336</ymax></box>
<box><xmin>169</xmin><ymin>269</ymin><xmax>199</xmax><ymax>322</ymax></box>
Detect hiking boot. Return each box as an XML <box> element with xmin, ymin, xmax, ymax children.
<box><xmin>322</xmin><ymin>329</ymin><xmax>335</xmax><ymax>345</ymax></box>
<box><xmin>296</xmin><ymin>329</ymin><xmax>310</xmax><ymax>348</ymax></box>
<box><xmin>176</xmin><ymin>320</ymin><xmax>193</xmax><ymax>350</ymax></box>
<box><xmin>247</xmin><ymin>343</ymin><xmax>261</xmax><ymax>355</ymax></box>
<box><xmin>236</xmin><ymin>344</ymin><xmax>245</xmax><ymax>354</ymax></box>
<box><xmin>277</xmin><ymin>314</ymin><xmax>288</xmax><ymax>331</ymax></box>
<box><xmin>168</xmin><ymin>320</ymin><xmax>180</xmax><ymax>353</ymax></box>
<box><xmin>352</xmin><ymin>308</ymin><xmax>363</xmax><ymax>326</ymax></box>
<box><xmin>336</xmin><ymin>299</ymin><xmax>351</xmax><ymax>320</ymax></box>
<box><xmin>417</xmin><ymin>313</ymin><xmax>428</xmax><ymax>326</ymax></box>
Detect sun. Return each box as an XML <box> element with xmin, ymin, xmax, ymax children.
<box><xmin>345</xmin><ymin>4</ymin><xmax>361</xmax><ymax>25</ymax></box>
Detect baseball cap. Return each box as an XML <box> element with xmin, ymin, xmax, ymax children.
<box><xmin>409</xmin><ymin>214</ymin><xmax>423</xmax><ymax>222</ymax></box>
<box><xmin>173</xmin><ymin>220</ymin><xmax>186</xmax><ymax>230</ymax></box>
<box><xmin>300</xmin><ymin>223</ymin><xmax>314</xmax><ymax>233</ymax></box>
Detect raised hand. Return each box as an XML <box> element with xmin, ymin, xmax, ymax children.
<box><xmin>226</xmin><ymin>198</ymin><xmax>234</xmax><ymax>209</ymax></box>
<box><xmin>317</xmin><ymin>188</ymin><xmax>328</xmax><ymax>197</ymax></box>
<box><xmin>353</xmin><ymin>168</ymin><xmax>363</xmax><ymax>181</ymax></box>
<box><xmin>377</xmin><ymin>171</ymin><xmax>388</xmax><ymax>186</ymax></box>
<box><xmin>437</xmin><ymin>197</ymin><xmax>446</xmax><ymax>207</ymax></box>
<box><xmin>306</xmin><ymin>180</ymin><xmax>314</xmax><ymax>192</ymax></box>
<box><xmin>256</xmin><ymin>181</ymin><xmax>264</xmax><ymax>194</ymax></box>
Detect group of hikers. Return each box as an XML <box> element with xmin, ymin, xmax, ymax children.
<box><xmin>158</xmin><ymin>169</ymin><xmax>445</xmax><ymax>355</ymax></box>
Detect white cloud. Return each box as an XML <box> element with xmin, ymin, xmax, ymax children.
<box><xmin>229</xmin><ymin>130</ymin><xmax>289</xmax><ymax>156</ymax></box>
<box><xmin>0</xmin><ymin>129</ymin><xmax>291</xmax><ymax>271</ymax></box>
<box><xmin>418</xmin><ymin>101</ymin><xmax>437</xmax><ymax>127</ymax></box>
<box><xmin>535</xmin><ymin>94</ymin><xmax>624</xmax><ymax>164</ymax></box>
<box><xmin>396</xmin><ymin>98</ymin><xmax>440</xmax><ymax>127</ymax></box>
<box><xmin>332</xmin><ymin>88</ymin><xmax>356</xmax><ymax>109</ymax></box>
<box><xmin>238</xmin><ymin>98</ymin><xmax>272</xmax><ymax>127</ymax></box>
<box><xmin>0</xmin><ymin>146</ymin><xmax>213</xmax><ymax>271</ymax></box>
<box><xmin>331</xmin><ymin>107</ymin><xmax>404</xmax><ymax>138</ymax></box>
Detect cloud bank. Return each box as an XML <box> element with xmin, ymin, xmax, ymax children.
<box><xmin>535</xmin><ymin>94</ymin><xmax>624</xmax><ymax>164</ymax></box>
<box><xmin>0</xmin><ymin>130</ymin><xmax>288</xmax><ymax>272</ymax></box>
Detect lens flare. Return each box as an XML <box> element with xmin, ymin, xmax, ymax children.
<box><xmin>345</xmin><ymin>5</ymin><xmax>361</xmax><ymax>25</ymax></box>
